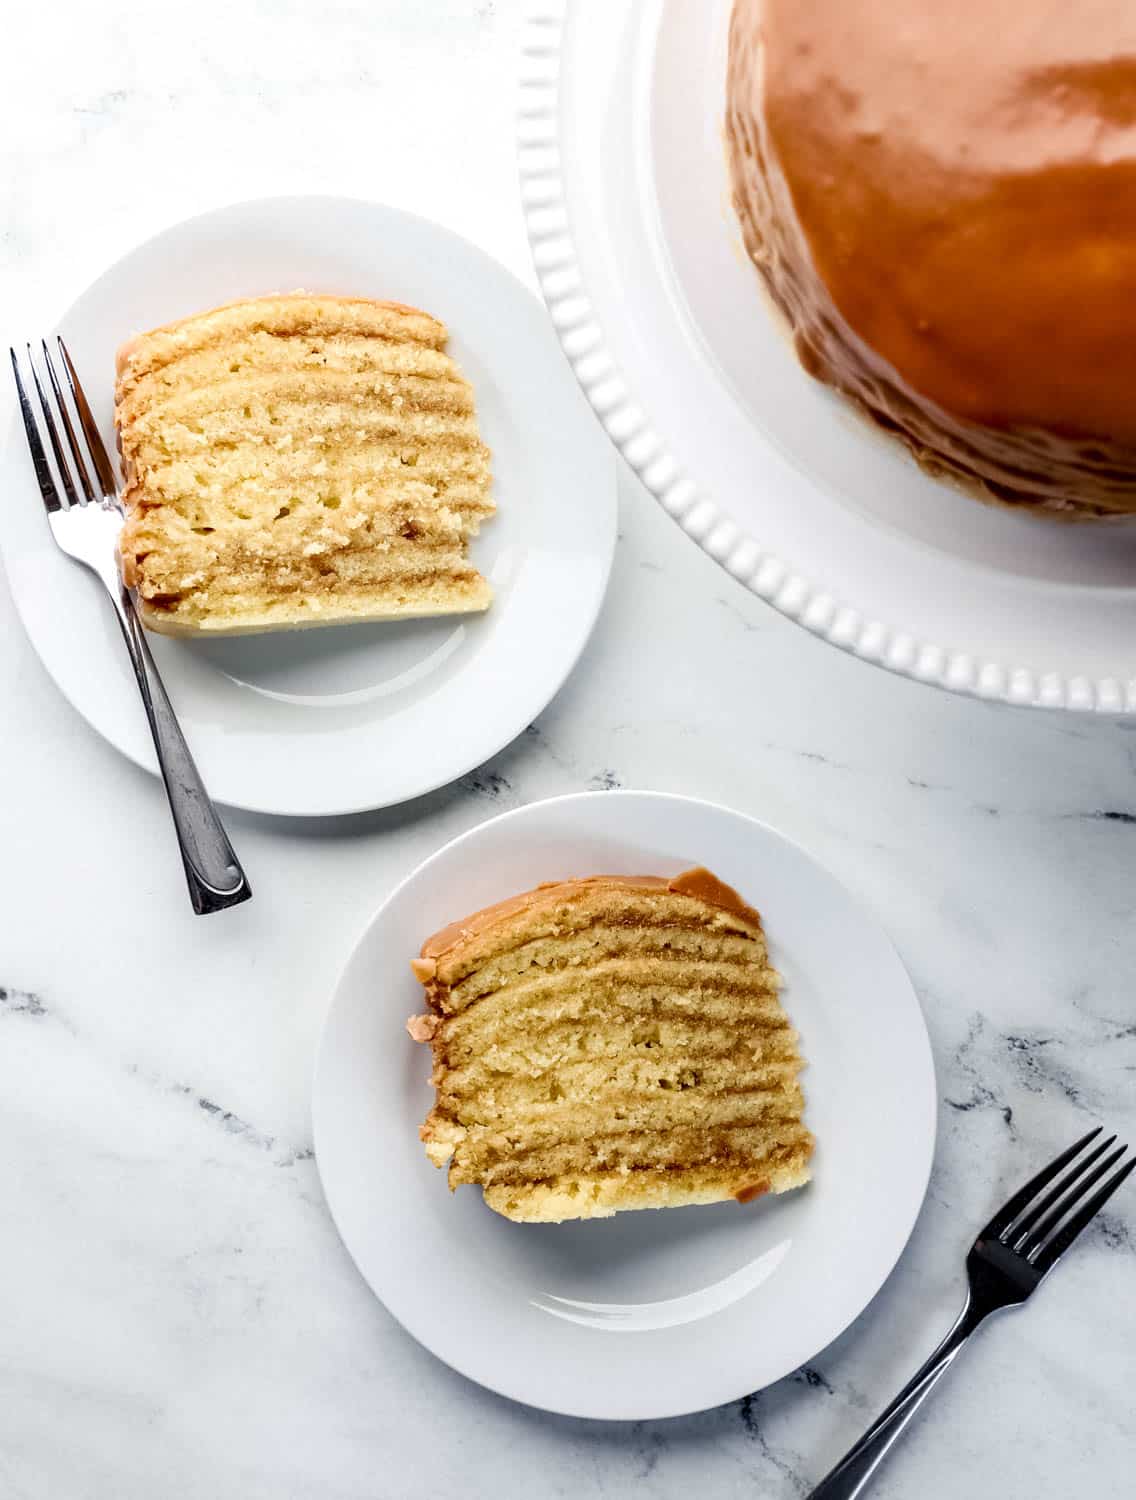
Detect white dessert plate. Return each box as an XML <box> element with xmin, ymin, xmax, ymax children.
<box><xmin>313</xmin><ymin>791</ymin><xmax>936</xmax><ymax>1420</ymax></box>
<box><xmin>519</xmin><ymin>3</ymin><xmax>1136</xmax><ymax>713</ymax></box>
<box><xmin>0</xmin><ymin>196</ymin><xmax>616</xmax><ymax>815</ymax></box>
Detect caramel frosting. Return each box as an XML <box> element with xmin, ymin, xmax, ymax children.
<box><xmin>726</xmin><ymin>0</ymin><xmax>1136</xmax><ymax>516</ymax></box>
<box><xmin>413</xmin><ymin>868</ymin><xmax>763</xmax><ymax>973</ymax></box>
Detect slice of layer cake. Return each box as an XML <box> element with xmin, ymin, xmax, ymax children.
<box><xmin>407</xmin><ymin>869</ymin><xmax>813</xmax><ymax>1223</ymax></box>
<box><xmin>115</xmin><ymin>294</ymin><xmax>495</xmax><ymax>634</ymax></box>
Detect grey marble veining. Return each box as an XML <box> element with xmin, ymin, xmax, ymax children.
<box><xmin>2</xmin><ymin>3</ymin><xmax>1134</xmax><ymax>1497</ymax></box>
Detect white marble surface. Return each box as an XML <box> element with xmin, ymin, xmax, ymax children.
<box><xmin>1</xmin><ymin>3</ymin><xmax>1134</xmax><ymax>1495</ymax></box>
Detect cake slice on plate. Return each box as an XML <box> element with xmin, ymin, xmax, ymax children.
<box><xmin>407</xmin><ymin>868</ymin><xmax>813</xmax><ymax>1223</ymax></box>
<box><xmin>115</xmin><ymin>294</ymin><xmax>495</xmax><ymax>634</ymax></box>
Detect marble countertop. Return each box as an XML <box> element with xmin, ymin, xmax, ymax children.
<box><xmin>1</xmin><ymin>3</ymin><xmax>1133</xmax><ymax>1495</ymax></box>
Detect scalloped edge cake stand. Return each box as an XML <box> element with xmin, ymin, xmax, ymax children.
<box><xmin>517</xmin><ymin>2</ymin><xmax>1136</xmax><ymax>715</ymax></box>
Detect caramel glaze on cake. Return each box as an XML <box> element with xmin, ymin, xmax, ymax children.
<box><xmin>726</xmin><ymin>0</ymin><xmax>1136</xmax><ymax>517</ymax></box>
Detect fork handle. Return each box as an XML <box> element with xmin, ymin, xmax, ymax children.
<box><xmin>111</xmin><ymin>585</ymin><xmax>252</xmax><ymax>915</ymax></box>
<box><xmin>804</xmin><ymin>1298</ymin><xmax>987</xmax><ymax>1499</ymax></box>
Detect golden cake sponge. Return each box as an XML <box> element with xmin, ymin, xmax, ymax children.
<box><xmin>407</xmin><ymin>868</ymin><xmax>813</xmax><ymax>1223</ymax></box>
<box><xmin>115</xmin><ymin>294</ymin><xmax>494</xmax><ymax>635</ymax></box>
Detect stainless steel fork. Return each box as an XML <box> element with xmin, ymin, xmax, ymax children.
<box><xmin>10</xmin><ymin>338</ymin><xmax>251</xmax><ymax>915</ymax></box>
<box><xmin>806</xmin><ymin>1126</ymin><xmax>1134</xmax><ymax>1498</ymax></box>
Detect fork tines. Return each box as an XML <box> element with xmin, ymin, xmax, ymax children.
<box><xmin>984</xmin><ymin>1125</ymin><xmax>1134</xmax><ymax>1273</ymax></box>
<box><xmin>10</xmin><ymin>337</ymin><xmax>112</xmax><ymax>513</ymax></box>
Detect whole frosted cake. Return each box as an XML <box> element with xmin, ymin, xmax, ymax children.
<box><xmin>726</xmin><ymin>0</ymin><xmax>1136</xmax><ymax>518</ymax></box>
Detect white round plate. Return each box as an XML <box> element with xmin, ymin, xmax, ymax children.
<box><xmin>313</xmin><ymin>791</ymin><xmax>935</xmax><ymax>1420</ymax></box>
<box><xmin>519</xmin><ymin>3</ymin><xmax>1136</xmax><ymax>713</ymax></box>
<box><xmin>0</xmin><ymin>197</ymin><xmax>616</xmax><ymax>814</ymax></box>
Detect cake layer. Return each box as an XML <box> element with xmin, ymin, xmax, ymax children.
<box><xmin>438</xmin><ymin>1013</ymin><xmax>793</xmax><ymax>1087</ymax></box>
<box><xmin>117</xmin><ymin>331</ymin><xmax>457</xmax><ymax>410</ymax></box>
<box><xmin>115</xmin><ymin>296</ymin><xmax>448</xmax><ymax>382</ymax></box>
<box><xmin>440</xmin><ymin>964</ymin><xmax>785</xmax><ymax>1054</ymax></box>
<box><xmin>473</xmin><ymin>1123</ymin><xmax>812</xmax><ymax>1190</ymax></box>
<box><xmin>420</xmin><ymin>874</ymin><xmax>767</xmax><ymax>991</ymax></box>
<box><xmin>726</xmin><ymin>0</ymin><xmax>1136</xmax><ymax>517</ymax></box>
<box><xmin>481</xmin><ymin>1159</ymin><xmax>808</xmax><ymax>1222</ymax></box>
<box><xmin>115</xmin><ymin>294</ymin><xmax>495</xmax><ymax>632</ymax></box>
<box><xmin>133</xmin><ymin>567</ymin><xmax>490</xmax><ymax>636</ymax></box>
<box><xmin>408</xmin><ymin>869</ymin><xmax>813</xmax><ymax>1223</ymax></box>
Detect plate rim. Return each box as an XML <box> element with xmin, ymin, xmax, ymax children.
<box><xmin>312</xmin><ymin>788</ymin><xmax>938</xmax><ymax>1420</ymax></box>
<box><xmin>1</xmin><ymin>192</ymin><xmax>617</xmax><ymax>817</ymax></box>
<box><xmin>518</xmin><ymin>2</ymin><xmax>1132</xmax><ymax>715</ymax></box>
